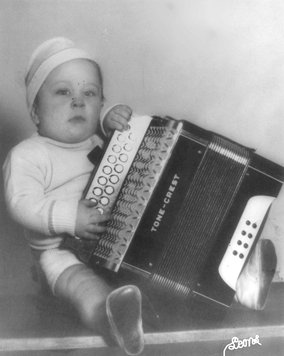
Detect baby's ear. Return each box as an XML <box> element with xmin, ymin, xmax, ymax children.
<box><xmin>31</xmin><ymin>105</ymin><xmax>40</xmax><ymax>126</ymax></box>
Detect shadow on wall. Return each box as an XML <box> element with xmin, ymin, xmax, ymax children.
<box><xmin>0</xmin><ymin>108</ymin><xmax>36</xmax><ymax>297</ymax></box>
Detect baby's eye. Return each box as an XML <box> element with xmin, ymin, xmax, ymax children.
<box><xmin>84</xmin><ymin>90</ymin><xmax>97</xmax><ymax>97</ymax></box>
<box><xmin>56</xmin><ymin>89</ymin><xmax>71</xmax><ymax>95</ymax></box>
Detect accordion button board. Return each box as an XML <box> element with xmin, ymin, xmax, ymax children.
<box><xmin>84</xmin><ymin>115</ymin><xmax>153</xmax><ymax>213</ymax></box>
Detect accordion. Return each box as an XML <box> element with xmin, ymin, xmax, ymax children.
<box><xmin>77</xmin><ymin>115</ymin><xmax>284</xmax><ymax>308</ymax></box>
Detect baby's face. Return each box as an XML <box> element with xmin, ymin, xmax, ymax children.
<box><xmin>33</xmin><ymin>59</ymin><xmax>103</xmax><ymax>143</ymax></box>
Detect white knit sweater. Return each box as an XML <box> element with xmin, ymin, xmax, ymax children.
<box><xmin>3</xmin><ymin>133</ymin><xmax>104</xmax><ymax>250</ymax></box>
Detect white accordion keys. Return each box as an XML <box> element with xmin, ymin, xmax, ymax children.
<box><xmin>218</xmin><ymin>195</ymin><xmax>274</xmax><ymax>291</ymax></box>
<box><xmin>84</xmin><ymin>115</ymin><xmax>153</xmax><ymax>213</ymax></box>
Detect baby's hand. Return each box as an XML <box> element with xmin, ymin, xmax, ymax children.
<box><xmin>75</xmin><ymin>199</ymin><xmax>110</xmax><ymax>240</ymax></box>
<box><xmin>103</xmin><ymin>104</ymin><xmax>132</xmax><ymax>136</ymax></box>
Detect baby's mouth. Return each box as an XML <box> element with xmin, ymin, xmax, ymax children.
<box><xmin>69</xmin><ymin>115</ymin><xmax>86</xmax><ymax>123</ymax></box>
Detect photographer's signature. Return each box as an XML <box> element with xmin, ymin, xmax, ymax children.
<box><xmin>223</xmin><ymin>335</ymin><xmax>262</xmax><ymax>355</ymax></box>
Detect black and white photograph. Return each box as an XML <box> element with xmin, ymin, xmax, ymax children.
<box><xmin>0</xmin><ymin>1</ymin><xmax>283</xmax><ymax>355</ymax></box>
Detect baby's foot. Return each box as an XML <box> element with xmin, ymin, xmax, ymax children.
<box><xmin>235</xmin><ymin>239</ymin><xmax>277</xmax><ymax>310</ymax></box>
<box><xmin>106</xmin><ymin>285</ymin><xmax>144</xmax><ymax>355</ymax></box>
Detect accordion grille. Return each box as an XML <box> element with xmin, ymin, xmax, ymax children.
<box><xmin>151</xmin><ymin>135</ymin><xmax>251</xmax><ymax>298</ymax></box>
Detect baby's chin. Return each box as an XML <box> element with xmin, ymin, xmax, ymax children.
<box><xmin>63</xmin><ymin>132</ymin><xmax>96</xmax><ymax>144</ymax></box>
<box><xmin>41</xmin><ymin>131</ymin><xmax>96</xmax><ymax>144</ymax></box>
<box><xmin>66</xmin><ymin>120</ymin><xmax>99</xmax><ymax>143</ymax></box>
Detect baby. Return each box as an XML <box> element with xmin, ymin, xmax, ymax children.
<box><xmin>3</xmin><ymin>37</ymin><xmax>144</xmax><ymax>355</ymax></box>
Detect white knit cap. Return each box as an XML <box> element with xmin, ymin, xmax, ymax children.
<box><xmin>25</xmin><ymin>37</ymin><xmax>96</xmax><ymax>113</ymax></box>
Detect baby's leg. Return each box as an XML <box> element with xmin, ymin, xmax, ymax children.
<box><xmin>38</xmin><ymin>248</ymin><xmax>111</xmax><ymax>330</ymax></box>
<box><xmin>54</xmin><ymin>263</ymin><xmax>112</xmax><ymax>331</ymax></box>
<box><xmin>39</xmin><ymin>248</ymin><xmax>144</xmax><ymax>355</ymax></box>
<box><xmin>55</xmin><ymin>264</ymin><xmax>144</xmax><ymax>355</ymax></box>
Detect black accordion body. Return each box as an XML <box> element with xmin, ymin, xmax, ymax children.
<box><xmin>80</xmin><ymin>115</ymin><xmax>283</xmax><ymax>309</ymax></box>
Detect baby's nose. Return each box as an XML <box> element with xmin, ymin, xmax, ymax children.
<box><xmin>71</xmin><ymin>95</ymin><xmax>85</xmax><ymax>108</ymax></box>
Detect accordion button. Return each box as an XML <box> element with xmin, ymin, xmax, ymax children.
<box><xmin>100</xmin><ymin>197</ymin><xmax>110</xmax><ymax>206</ymax></box>
<box><xmin>97</xmin><ymin>207</ymin><xmax>104</xmax><ymax>214</ymax></box>
<box><xmin>93</xmin><ymin>187</ymin><xmax>103</xmax><ymax>196</ymax></box>
<box><xmin>128</xmin><ymin>132</ymin><xmax>134</xmax><ymax>141</ymax></box>
<box><xmin>107</xmin><ymin>155</ymin><xmax>117</xmax><ymax>164</ymax></box>
<box><xmin>110</xmin><ymin>175</ymin><xmax>119</xmax><ymax>184</ymax></box>
<box><xmin>124</xmin><ymin>143</ymin><xmax>133</xmax><ymax>151</ymax></box>
<box><xmin>89</xmin><ymin>198</ymin><xmax>98</xmax><ymax>205</ymax></box>
<box><xmin>105</xmin><ymin>186</ymin><xmax>114</xmax><ymax>195</ymax></box>
<box><xmin>119</xmin><ymin>153</ymin><xmax>128</xmax><ymax>163</ymax></box>
<box><xmin>114</xmin><ymin>164</ymin><xmax>124</xmax><ymax>173</ymax></box>
<box><xmin>112</xmin><ymin>144</ymin><xmax>122</xmax><ymax>153</ymax></box>
<box><xmin>103</xmin><ymin>166</ymin><xmax>112</xmax><ymax>175</ymax></box>
<box><xmin>117</xmin><ymin>134</ymin><xmax>126</xmax><ymax>142</ymax></box>
<box><xmin>98</xmin><ymin>176</ymin><xmax>107</xmax><ymax>186</ymax></box>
